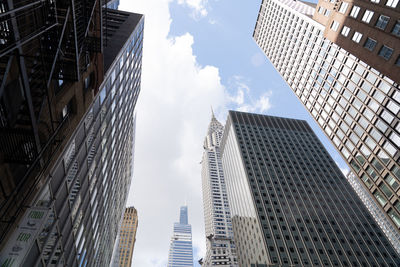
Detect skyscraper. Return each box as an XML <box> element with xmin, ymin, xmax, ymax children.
<box><xmin>116</xmin><ymin>207</ymin><xmax>139</xmax><ymax>267</ymax></box>
<box><xmin>0</xmin><ymin>3</ymin><xmax>144</xmax><ymax>266</ymax></box>
<box><xmin>168</xmin><ymin>206</ymin><xmax>194</xmax><ymax>267</ymax></box>
<box><xmin>220</xmin><ymin>110</ymin><xmax>400</xmax><ymax>266</ymax></box>
<box><xmin>346</xmin><ymin>172</ymin><xmax>400</xmax><ymax>253</ymax></box>
<box><xmin>201</xmin><ymin>112</ymin><xmax>238</xmax><ymax>266</ymax></box>
<box><xmin>254</xmin><ymin>0</ymin><xmax>400</xmax><ymax>241</ymax></box>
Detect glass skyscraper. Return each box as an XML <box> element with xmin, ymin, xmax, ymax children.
<box><xmin>254</xmin><ymin>0</ymin><xmax>400</xmax><ymax>245</ymax></box>
<box><xmin>0</xmin><ymin>6</ymin><xmax>143</xmax><ymax>267</ymax></box>
<box><xmin>220</xmin><ymin>110</ymin><xmax>400</xmax><ymax>266</ymax></box>
<box><xmin>200</xmin><ymin>112</ymin><xmax>238</xmax><ymax>266</ymax></box>
<box><xmin>168</xmin><ymin>206</ymin><xmax>194</xmax><ymax>267</ymax></box>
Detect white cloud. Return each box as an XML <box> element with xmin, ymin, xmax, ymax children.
<box><xmin>227</xmin><ymin>76</ymin><xmax>272</xmax><ymax>114</ymax></box>
<box><xmin>177</xmin><ymin>0</ymin><xmax>208</xmax><ymax>17</ymax></box>
<box><xmin>237</xmin><ymin>91</ymin><xmax>272</xmax><ymax>113</ymax></box>
<box><xmin>119</xmin><ymin>0</ymin><xmax>223</xmax><ymax>266</ymax></box>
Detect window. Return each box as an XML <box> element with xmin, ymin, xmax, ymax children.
<box><xmin>388</xmin><ymin>209</ymin><xmax>400</xmax><ymax>227</ymax></box>
<box><xmin>341</xmin><ymin>26</ymin><xmax>350</xmax><ymax>36</ymax></box>
<box><xmin>375</xmin><ymin>15</ymin><xmax>390</xmax><ymax>30</ymax></box>
<box><xmin>371</xmin><ymin>0</ymin><xmax>380</xmax><ymax>3</ymax></box>
<box><xmin>318</xmin><ymin>6</ymin><xmax>324</xmax><ymax>13</ymax></box>
<box><xmin>372</xmin><ymin>158</ymin><xmax>384</xmax><ymax>172</ymax></box>
<box><xmin>350</xmin><ymin>6</ymin><xmax>360</xmax><ymax>18</ymax></box>
<box><xmin>362</xmin><ymin>10</ymin><xmax>374</xmax><ymax>23</ymax></box>
<box><xmin>339</xmin><ymin>2</ymin><xmax>349</xmax><ymax>14</ymax></box>
<box><xmin>361</xmin><ymin>174</ymin><xmax>373</xmax><ymax>188</ymax></box>
<box><xmin>366</xmin><ymin>167</ymin><xmax>378</xmax><ymax>181</ymax></box>
<box><xmin>62</xmin><ymin>100</ymin><xmax>72</xmax><ymax>119</ymax></box>
<box><xmin>324</xmin><ymin>9</ymin><xmax>331</xmax><ymax>16</ymax></box>
<box><xmin>392</xmin><ymin>20</ymin><xmax>400</xmax><ymax>36</ymax></box>
<box><xmin>385</xmin><ymin>174</ymin><xmax>399</xmax><ymax>191</ymax></box>
<box><xmin>386</xmin><ymin>0</ymin><xmax>399</xmax><ymax>8</ymax></box>
<box><xmin>378</xmin><ymin>45</ymin><xmax>393</xmax><ymax>60</ymax></box>
<box><xmin>374</xmin><ymin>191</ymin><xmax>387</xmax><ymax>206</ymax></box>
<box><xmin>352</xmin><ymin>31</ymin><xmax>363</xmax><ymax>43</ymax></box>
<box><xmin>380</xmin><ymin>183</ymin><xmax>393</xmax><ymax>198</ymax></box>
<box><xmin>396</xmin><ymin>56</ymin><xmax>400</xmax><ymax>67</ymax></box>
<box><xmin>363</xmin><ymin>38</ymin><xmax>377</xmax><ymax>51</ymax></box>
<box><xmin>331</xmin><ymin>21</ymin><xmax>340</xmax><ymax>31</ymax></box>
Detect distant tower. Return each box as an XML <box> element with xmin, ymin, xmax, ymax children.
<box><xmin>201</xmin><ymin>111</ymin><xmax>238</xmax><ymax>266</ymax></box>
<box><xmin>117</xmin><ymin>207</ymin><xmax>138</xmax><ymax>266</ymax></box>
<box><xmin>220</xmin><ymin>110</ymin><xmax>400</xmax><ymax>266</ymax></box>
<box><xmin>168</xmin><ymin>206</ymin><xmax>194</xmax><ymax>267</ymax></box>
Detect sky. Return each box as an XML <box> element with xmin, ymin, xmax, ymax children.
<box><xmin>119</xmin><ymin>0</ymin><xmax>349</xmax><ymax>266</ymax></box>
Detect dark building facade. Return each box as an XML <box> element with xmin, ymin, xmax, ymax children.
<box><xmin>253</xmin><ymin>0</ymin><xmax>400</xmax><ymax>247</ymax></box>
<box><xmin>0</xmin><ymin>1</ymin><xmax>143</xmax><ymax>266</ymax></box>
<box><xmin>220</xmin><ymin>111</ymin><xmax>400</xmax><ymax>266</ymax></box>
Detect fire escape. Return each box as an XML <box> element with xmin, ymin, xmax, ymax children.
<box><xmin>0</xmin><ymin>0</ymin><xmax>102</xmax><ymax>243</ymax></box>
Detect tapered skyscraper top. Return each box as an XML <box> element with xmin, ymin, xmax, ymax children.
<box><xmin>201</xmin><ymin>112</ymin><xmax>238</xmax><ymax>266</ymax></box>
<box><xmin>168</xmin><ymin>206</ymin><xmax>193</xmax><ymax>267</ymax></box>
<box><xmin>180</xmin><ymin>206</ymin><xmax>188</xmax><ymax>225</ymax></box>
<box><xmin>204</xmin><ymin>111</ymin><xmax>224</xmax><ymax>149</ymax></box>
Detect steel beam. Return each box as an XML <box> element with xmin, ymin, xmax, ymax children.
<box><xmin>47</xmin><ymin>7</ymin><xmax>71</xmax><ymax>88</ymax></box>
<box><xmin>0</xmin><ymin>0</ymin><xmax>45</xmax><ymax>19</ymax></box>
<box><xmin>0</xmin><ymin>55</ymin><xmax>13</xmax><ymax>97</ymax></box>
<box><xmin>70</xmin><ymin>0</ymin><xmax>80</xmax><ymax>80</ymax></box>
<box><xmin>0</xmin><ymin>24</ymin><xmax>59</xmax><ymax>58</ymax></box>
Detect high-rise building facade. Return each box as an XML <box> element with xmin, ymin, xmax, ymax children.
<box><xmin>220</xmin><ymin>110</ymin><xmax>400</xmax><ymax>266</ymax></box>
<box><xmin>168</xmin><ymin>206</ymin><xmax>194</xmax><ymax>267</ymax></box>
<box><xmin>117</xmin><ymin>207</ymin><xmax>138</xmax><ymax>267</ymax></box>
<box><xmin>0</xmin><ymin>3</ymin><xmax>144</xmax><ymax>266</ymax></box>
<box><xmin>201</xmin><ymin>112</ymin><xmax>238</xmax><ymax>266</ymax></box>
<box><xmin>346</xmin><ymin>172</ymin><xmax>400</xmax><ymax>253</ymax></box>
<box><xmin>254</xmin><ymin>0</ymin><xmax>400</xmax><ymax>241</ymax></box>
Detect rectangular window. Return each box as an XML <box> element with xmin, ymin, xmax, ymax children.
<box><xmin>352</xmin><ymin>31</ymin><xmax>363</xmax><ymax>43</ymax></box>
<box><xmin>324</xmin><ymin>9</ymin><xmax>331</xmax><ymax>16</ymax></box>
<box><xmin>375</xmin><ymin>15</ymin><xmax>390</xmax><ymax>30</ymax></box>
<box><xmin>380</xmin><ymin>183</ymin><xmax>393</xmax><ymax>198</ymax></box>
<box><xmin>371</xmin><ymin>0</ymin><xmax>380</xmax><ymax>2</ymax></box>
<box><xmin>392</xmin><ymin>20</ymin><xmax>400</xmax><ymax>36</ymax></box>
<box><xmin>388</xmin><ymin>209</ymin><xmax>400</xmax><ymax>227</ymax></box>
<box><xmin>331</xmin><ymin>21</ymin><xmax>340</xmax><ymax>31</ymax></box>
<box><xmin>318</xmin><ymin>6</ymin><xmax>324</xmax><ymax>13</ymax></box>
<box><xmin>372</xmin><ymin>158</ymin><xmax>384</xmax><ymax>172</ymax></box>
<box><xmin>350</xmin><ymin>159</ymin><xmax>361</xmax><ymax>172</ymax></box>
<box><xmin>386</xmin><ymin>0</ymin><xmax>399</xmax><ymax>8</ymax></box>
<box><xmin>385</xmin><ymin>174</ymin><xmax>399</xmax><ymax>191</ymax></box>
<box><xmin>366</xmin><ymin>166</ymin><xmax>379</xmax><ymax>181</ymax></box>
<box><xmin>393</xmin><ymin>166</ymin><xmax>400</xmax><ymax>180</ymax></box>
<box><xmin>363</xmin><ymin>37</ymin><xmax>377</xmax><ymax>51</ymax></box>
<box><xmin>350</xmin><ymin>6</ymin><xmax>361</xmax><ymax>18</ymax></box>
<box><xmin>341</xmin><ymin>26</ymin><xmax>350</xmax><ymax>36</ymax></box>
<box><xmin>378</xmin><ymin>45</ymin><xmax>393</xmax><ymax>60</ymax></box>
<box><xmin>339</xmin><ymin>2</ymin><xmax>349</xmax><ymax>13</ymax></box>
<box><xmin>374</xmin><ymin>191</ymin><xmax>387</xmax><ymax>206</ymax></box>
<box><xmin>361</xmin><ymin>174</ymin><xmax>373</xmax><ymax>188</ymax></box>
<box><xmin>362</xmin><ymin>10</ymin><xmax>374</xmax><ymax>23</ymax></box>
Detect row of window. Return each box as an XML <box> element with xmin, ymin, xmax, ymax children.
<box><xmin>331</xmin><ymin>22</ymin><xmax>399</xmax><ymax>63</ymax></box>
